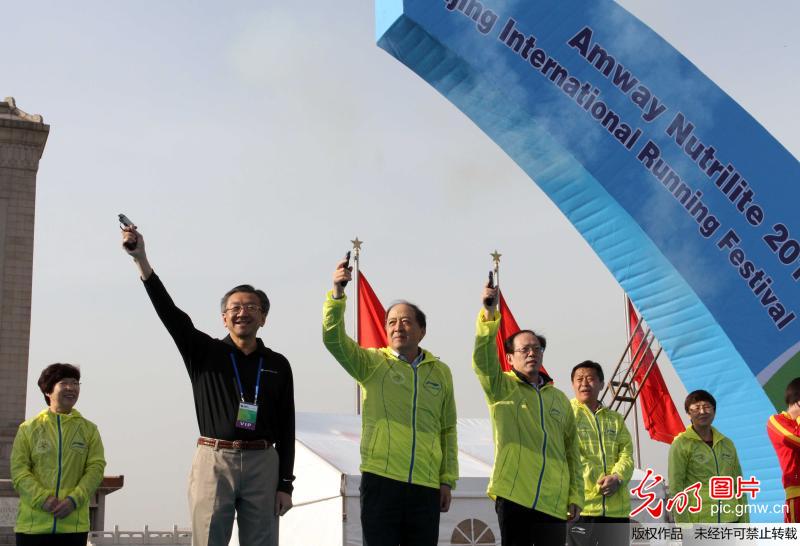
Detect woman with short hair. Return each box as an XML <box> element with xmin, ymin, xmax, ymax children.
<box><xmin>10</xmin><ymin>363</ymin><xmax>106</xmax><ymax>546</ymax></box>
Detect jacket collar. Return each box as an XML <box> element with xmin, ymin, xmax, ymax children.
<box><xmin>571</xmin><ymin>398</ymin><xmax>605</xmax><ymax>414</ymax></box>
<box><xmin>379</xmin><ymin>346</ymin><xmax>437</xmax><ymax>366</ymax></box>
<box><xmin>683</xmin><ymin>423</ymin><xmax>723</xmax><ymax>445</ymax></box>
<box><xmin>39</xmin><ymin>408</ymin><xmax>83</xmax><ymax>420</ymax></box>
<box><xmin>223</xmin><ymin>335</ymin><xmax>270</xmax><ymax>357</ymax></box>
<box><xmin>390</xmin><ymin>348</ymin><xmax>424</xmax><ymax>365</ymax></box>
<box><xmin>510</xmin><ymin>368</ymin><xmax>554</xmax><ymax>388</ymax></box>
<box><xmin>781</xmin><ymin>411</ymin><xmax>800</xmax><ymax>424</ymax></box>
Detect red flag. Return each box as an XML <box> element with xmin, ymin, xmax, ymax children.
<box><xmin>628</xmin><ymin>298</ymin><xmax>684</xmax><ymax>444</ymax></box>
<box><xmin>357</xmin><ymin>272</ymin><xmax>388</xmax><ymax>349</ymax></box>
<box><xmin>495</xmin><ymin>291</ymin><xmax>549</xmax><ymax>376</ymax></box>
<box><xmin>496</xmin><ymin>292</ymin><xmax>519</xmax><ymax>371</ymax></box>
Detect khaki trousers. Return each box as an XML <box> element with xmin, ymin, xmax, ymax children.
<box><xmin>188</xmin><ymin>444</ymin><xmax>279</xmax><ymax>546</ymax></box>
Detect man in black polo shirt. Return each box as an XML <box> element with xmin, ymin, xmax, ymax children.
<box><xmin>121</xmin><ymin>225</ymin><xmax>294</xmax><ymax>546</ymax></box>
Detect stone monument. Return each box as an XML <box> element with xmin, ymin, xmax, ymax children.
<box><xmin>0</xmin><ymin>97</ymin><xmax>49</xmax><ymax>543</ymax></box>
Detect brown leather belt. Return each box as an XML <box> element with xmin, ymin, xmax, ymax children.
<box><xmin>197</xmin><ymin>437</ymin><xmax>272</xmax><ymax>450</ymax></box>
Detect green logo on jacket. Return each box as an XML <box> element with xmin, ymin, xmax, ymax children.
<box><xmin>34</xmin><ymin>439</ymin><xmax>50</xmax><ymax>454</ymax></box>
<box><xmin>424</xmin><ymin>380</ymin><xmax>442</xmax><ymax>395</ymax></box>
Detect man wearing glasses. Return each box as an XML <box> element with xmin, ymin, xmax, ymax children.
<box><xmin>121</xmin><ymin>226</ymin><xmax>295</xmax><ymax>546</ymax></box>
<box><xmin>324</xmin><ymin>258</ymin><xmax>459</xmax><ymax>546</ymax></box>
<box><xmin>668</xmin><ymin>390</ymin><xmax>748</xmax><ymax>524</ymax></box>
<box><xmin>474</xmin><ymin>282</ymin><xmax>583</xmax><ymax>546</ymax></box>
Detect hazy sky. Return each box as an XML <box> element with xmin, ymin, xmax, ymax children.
<box><xmin>3</xmin><ymin>0</ymin><xmax>797</xmax><ymax>531</ymax></box>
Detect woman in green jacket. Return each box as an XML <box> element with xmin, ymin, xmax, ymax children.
<box><xmin>11</xmin><ymin>363</ymin><xmax>106</xmax><ymax>546</ymax></box>
<box><xmin>668</xmin><ymin>390</ymin><xmax>748</xmax><ymax>524</ymax></box>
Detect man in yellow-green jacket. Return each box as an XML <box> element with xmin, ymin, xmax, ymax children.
<box><xmin>475</xmin><ymin>282</ymin><xmax>582</xmax><ymax>546</ymax></box>
<box><xmin>323</xmin><ymin>258</ymin><xmax>458</xmax><ymax>546</ymax></box>
<box><xmin>11</xmin><ymin>363</ymin><xmax>105</xmax><ymax>546</ymax></box>
<box><xmin>668</xmin><ymin>390</ymin><xmax>749</xmax><ymax>524</ymax></box>
<box><xmin>568</xmin><ymin>360</ymin><xmax>633</xmax><ymax>546</ymax></box>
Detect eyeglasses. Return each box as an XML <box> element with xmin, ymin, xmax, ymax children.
<box><xmin>688</xmin><ymin>404</ymin><xmax>714</xmax><ymax>413</ymax></box>
<box><xmin>513</xmin><ymin>345</ymin><xmax>545</xmax><ymax>355</ymax></box>
<box><xmin>224</xmin><ymin>304</ymin><xmax>263</xmax><ymax>315</ymax></box>
<box><xmin>56</xmin><ymin>380</ymin><xmax>81</xmax><ymax>388</ymax></box>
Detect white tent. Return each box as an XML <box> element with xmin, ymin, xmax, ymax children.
<box><xmin>280</xmin><ymin>413</ymin><xmax>498</xmax><ymax>546</ymax></box>
<box><xmin>279</xmin><ymin>413</ymin><xmax>667</xmax><ymax>546</ymax></box>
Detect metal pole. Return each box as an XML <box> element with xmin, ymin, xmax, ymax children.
<box><xmin>352</xmin><ymin>237</ymin><xmax>362</xmax><ymax>415</ymax></box>
<box><xmin>634</xmin><ymin>392</ymin><xmax>642</xmax><ymax>468</ymax></box>
<box><xmin>491</xmin><ymin>250</ymin><xmax>501</xmax><ymax>291</ymax></box>
<box><xmin>625</xmin><ymin>295</ymin><xmax>643</xmax><ymax>468</ymax></box>
<box><xmin>601</xmin><ymin>313</ymin><xmax>644</xmax><ymax>404</ymax></box>
<box><xmin>491</xmin><ymin>250</ymin><xmax>501</xmax><ymax>317</ymax></box>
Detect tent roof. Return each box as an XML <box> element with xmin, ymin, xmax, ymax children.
<box><xmin>296</xmin><ymin>413</ymin><xmax>495</xmax><ymax>477</ymax></box>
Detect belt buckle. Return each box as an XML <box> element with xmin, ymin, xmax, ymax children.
<box><xmin>232</xmin><ymin>440</ymin><xmax>244</xmax><ymax>449</ymax></box>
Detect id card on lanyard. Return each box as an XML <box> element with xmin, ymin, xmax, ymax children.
<box><xmin>230</xmin><ymin>354</ymin><xmax>264</xmax><ymax>431</ymax></box>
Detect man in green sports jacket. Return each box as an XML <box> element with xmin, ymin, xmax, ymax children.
<box><xmin>323</xmin><ymin>258</ymin><xmax>458</xmax><ymax>546</ymax></box>
<box><xmin>568</xmin><ymin>360</ymin><xmax>634</xmax><ymax>546</ymax></box>
<box><xmin>475</xmin><ymin>282</ymin><xmax>582</xmax><ymax>546</ymax></box>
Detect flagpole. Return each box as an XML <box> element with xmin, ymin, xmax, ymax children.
<box><xmin>491</xmin><ymin>249</ymin><xmax>502</xmax><ymax>297</ymax></box>
<box><xmin>625</xmin><ymin>294</ymin><xmax>643</xmax><ymax>468</ymax></box>
<box><xmin>352</xmin><ymin>237</ymin><xmax>363</xmax><ymax>415</ymax></box>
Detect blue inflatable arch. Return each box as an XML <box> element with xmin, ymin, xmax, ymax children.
<box><xmin>376</xmin><ymin>0</ymin><xmax>800</xmax><ymax>520</ymax></box>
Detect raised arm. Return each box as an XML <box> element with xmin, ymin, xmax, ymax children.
<box><xmin>768</xmin><ymin>413</ymin><xmax>800</xmax><ymax>451</ymax></box>
<box><xmin>121</xmin><ymin>224</ymin><xmax>153</xmax><ymax>280</ymax></box>
<box><xmin>472</xmin><ymin>281</ymin><xmax>511</xmax><ymax>402</ymax></box>
<box><xmin>121</xmin><ymin>225</ymin><xmax>207</xmax><ymax>358</ymax></box>
<box><xmin>322</xmin><ymin>258</ymin><xmax>381</xmax><ymax>382</ymax></box>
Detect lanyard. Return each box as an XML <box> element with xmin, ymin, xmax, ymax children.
<box><xmin>229</xmin><ymin>353</ymin><xmax>264</xmax><ymax>404</ymax></box>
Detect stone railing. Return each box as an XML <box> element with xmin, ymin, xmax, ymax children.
<box><xmin>90</xmin><ymin>525</ymin><xmax>191</xmax><ymax>545</ymax></box>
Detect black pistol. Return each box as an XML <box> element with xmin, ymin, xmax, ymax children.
<box><xmin>483</xmin><ymin>270</ymin><xmax>496</xmax><ymax>307</ymax></box>
<box><xmin>119</xmin><ymin>213</ymin><xmax>137</xmax><ymax>251</ymax></box>
<box><xmin>339</xmin><ymin>251</ymin><xmax>351</xmax><ymax>288</ymax></box>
